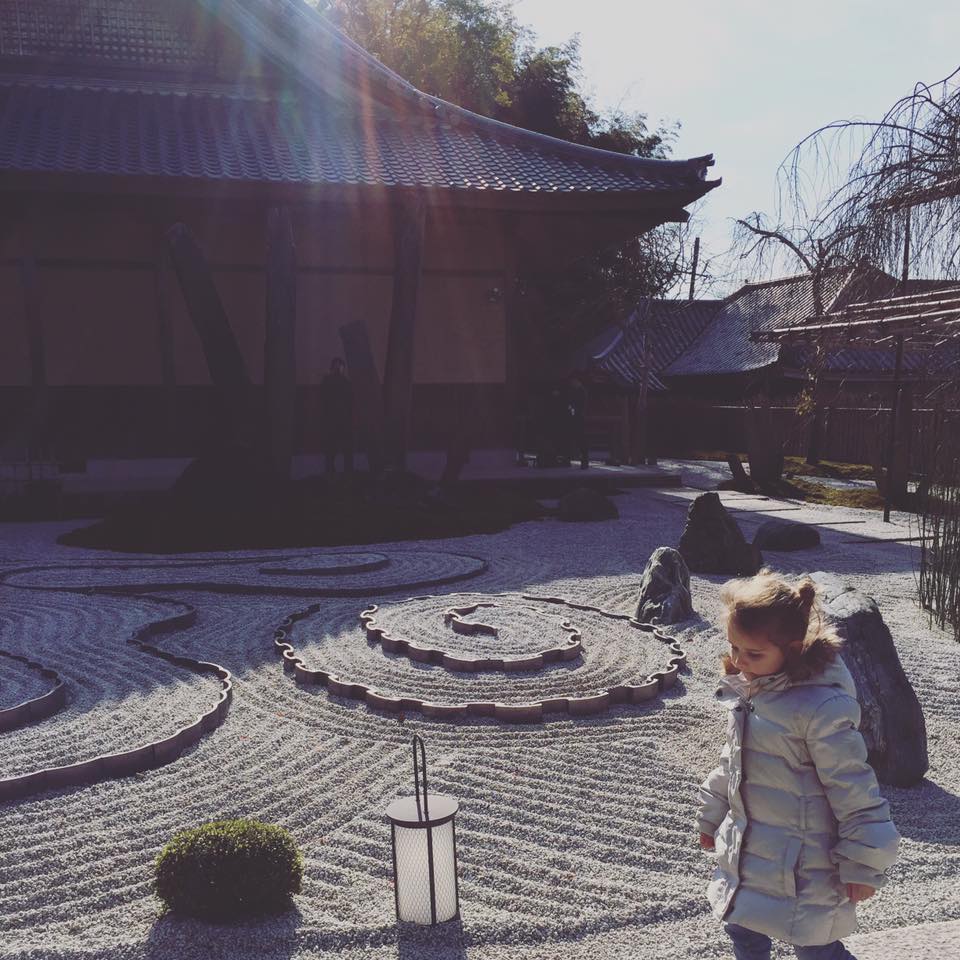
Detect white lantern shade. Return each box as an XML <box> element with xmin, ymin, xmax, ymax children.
<box><xmin>386</xmin><ymin>794</ymin><xmax>459</xmax><ymax>924</ymax></box>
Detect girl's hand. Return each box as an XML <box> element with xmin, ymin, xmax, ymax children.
<box><xmin>847</xmin><ymin>883</ymin><xmax>876</xmax><ymax>902</ymax></box>
<box><xmin>699</xmin><ymin>832</ymin><xmax>715</xmax><ymax>850</ymax></box>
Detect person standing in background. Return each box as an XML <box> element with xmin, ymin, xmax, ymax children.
<box><xmin>567</xmin><ymin>375</ymin><xmax>589</xmax><ymax>470</ymax></box>
<box><xmin>319</xmin><ymin>357</ymin><xmax>354</xmax><ymax>473</ymax></box>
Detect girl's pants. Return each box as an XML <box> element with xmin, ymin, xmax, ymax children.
<box><xmin>724</xmin><ymin>923</ymin><xmax>857</xmax><ymax>960</ymax></box>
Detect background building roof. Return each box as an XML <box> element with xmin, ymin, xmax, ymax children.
<box><xmin>661</xmin><ymin>267</ymin><xmax>919</xmax><ymax>380</ymax></box>
<box><xmin>662</xmin><ymin>270</ymin><xmax>861</xmax><ymax>378</ymax></box>
<box><xmin>578</xmin><ymin>299</ymin><xmax>723</xmax><ymax>390</ymax></box>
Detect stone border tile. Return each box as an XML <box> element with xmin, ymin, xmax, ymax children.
<box><xmin>0</xmin><ymin>651</ymin><xmax>67</xmax><ymax>733</ymax></box>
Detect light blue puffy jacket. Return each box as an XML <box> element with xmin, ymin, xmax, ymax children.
<box><xmin>695</xmin><ymin>658</ymin><xmax>900</xmax><ymax>946</ymax></box>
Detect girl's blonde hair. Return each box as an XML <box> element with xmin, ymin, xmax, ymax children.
<box><xmin>719</xmin><ymin>569</ymin><xmax>841</xmax><ymax>681</ymax></box>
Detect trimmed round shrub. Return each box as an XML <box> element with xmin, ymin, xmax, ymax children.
<box><xmin>155</xmin><ymin>819</ymin><xmax>303</xmax><ymax>921</ymax></box>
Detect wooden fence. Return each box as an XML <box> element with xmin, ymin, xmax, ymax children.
<box><xmin>651</xmin><ymin>403</ymin><xmax>960</xmax><ymax>473</ymax></box>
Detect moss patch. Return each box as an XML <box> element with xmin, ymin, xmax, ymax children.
<box><xmin>783</xmin><ymin>456</ymin><xmax>875</xmax><ymax>481</ymax></box>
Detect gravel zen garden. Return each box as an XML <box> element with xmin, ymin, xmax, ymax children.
<box><xmin>0</xmin><ymin>485</ymin><xmax>957</xmax><ymax>960</ymax></box>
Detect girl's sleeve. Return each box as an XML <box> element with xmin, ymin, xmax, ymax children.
<box><xmin>695</xmin><ymin>742</ymin><xmax>731</xmax><ymax>835</ymax></box>
<box><xmin>806</xmin><ymin>694</ymin><xmax>901</xmax><ymax>888</ymax></box>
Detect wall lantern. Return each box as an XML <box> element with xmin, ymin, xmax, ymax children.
<box><xmin>386</xmin><ymin>734</ymin><xmax>460</xmax><ymax>924</ymax></box>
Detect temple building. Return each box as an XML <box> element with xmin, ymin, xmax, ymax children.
<box><xmin>0</xmin><ymin>0</ymin><xmax>718</xmax><ymax>471</ymax></box>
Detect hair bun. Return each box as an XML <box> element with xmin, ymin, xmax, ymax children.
<box><xmin>797</xmin><ymin>580</ymin><xmax>817</xmax><ymax>610</ymax></box>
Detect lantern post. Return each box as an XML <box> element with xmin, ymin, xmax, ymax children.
<box><xmin>386</xmin><ymin>734</ymin><xmax>460</xmax><ymax>924</ymax></box>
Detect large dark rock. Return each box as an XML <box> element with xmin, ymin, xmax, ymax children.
<box><xmin>753</xmin><ymin>519</ymin><xmax>821</xmax><ymax>551</ymax></box>
<box><xmin>812</xmin><ymin>572</ymin><xmax>928</xmax><ymax>787</ymax></box>
<box><xmin>171</xmin><ymin>444</ymin><xmax>284</xmax><ymax>513</ymax></box>
<box><xmin>557</xmin><ymin>487</ymin><xmax>618</xmax><ymax>522</ymax></box>
<box><xmin>677</xmin><ymin>492</ymin><xmax>762</xmax><ymax>575</ymax></box>
<box><xmin>365</xmin><ymin>469</ymin><xmax>431</xmax><ymax>507</ymax></box>
<box><xmin>635</xmin><ymin>547</ymin><xmax>693</xmax><ymax>624</ymax></box>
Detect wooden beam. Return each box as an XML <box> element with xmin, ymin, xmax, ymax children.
<box><xmin>165</xmin><ymin>222</ymin><xmax>254</xmax><ymax>447</ymax></box>
<box><xmin>265</xmin><ymin>206</ymin><xmax>298</xmax><ymax>478</ymax></box>
<box><xmin>382</xmin><ymin>193</ymin><xmax>426</xmax><ymax>470</ymax></box>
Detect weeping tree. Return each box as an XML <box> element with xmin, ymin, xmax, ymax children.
<box><xmin>738</xmin><ymin>68</ymin><xmax>960</xmax><ymax>634</ymax></box>
<box><xmin>732</xmin><ymin>69</ymin><xmax>960</xmax><ymax>463</ymax></box>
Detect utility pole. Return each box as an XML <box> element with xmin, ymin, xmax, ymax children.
<box><xmin>688</xmin><ymin>236</ymin><xmax>701</xmax><ymax>301</ymax></box>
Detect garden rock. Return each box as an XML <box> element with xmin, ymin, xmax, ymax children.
<box><xmin>171</xmin><ymin>444</ymin><xmax>283</xmax><ymax>513</ymax></box>
<box><xmin>677</xmin><ymin>492</ymin><xmax>762</xmax><ymax>575</ymax></box>
<box><xmin>557</xmin><ymin>487</ymin><xmax>618</xmax><ymax>522</ymax></box>
<box><xmin>635</xmin><ymin>547</ymin><xmax>694</xmax><ymax>624</ymax></box>
<box><xmin>812</xmin><ymin>572</ymin><xmax>928</xmax><ymax>787</ymax></box>
<box><xmin>753</xmin><ymin>519</ymin><xmax>821</xmax><ymax>551</ymax></box>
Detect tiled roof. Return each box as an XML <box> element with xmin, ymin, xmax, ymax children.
<box><xmin>0</xmin><ymin>75</ymin><xmax>711</xmax><ymax>194</ymax></box>
<box><xmin>581</xmin><ymin>300</ymin><xmax>723</xmax><ymax>390</ymax></box>
<box><xmin>0</xmin><ymin>0</ymin><xmax>720</xmax><ymax>202</ymax></box>
<box><xmin>0</xmin><ymin>0</ymin><xmax>212</xmax><ymax>67</ymax></box>
<box><xmin>663</xmin><ymin>269</ymin><xmax>898</xmax><ymax>378</ymax></box>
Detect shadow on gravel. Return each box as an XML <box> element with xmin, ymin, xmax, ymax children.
<box><xmin>397</xmin><ymin>917</ymin><xmax>467</xmax><ymax>960</ymax></box>
<box><xmin>143</xmin><ymin>907</ymin><xmax>301</xmax><ymax>960</ymax></box>
<box><xmin>885</xmin><ymin>779</ymin><xmax>960</xmax><ymax>846</ymax></box>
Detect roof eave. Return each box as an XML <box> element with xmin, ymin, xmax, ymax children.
<box><xmin>202</xmin><ymin>0</ymin><xmax>720</xmax><ymax>201</ymax></box>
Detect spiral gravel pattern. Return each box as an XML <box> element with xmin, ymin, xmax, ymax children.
<box><xmin>0</xmin><ymin>490</ymin><xmax>956</xmax><ymax>960</ymax></box>
<box><xmin>287</xmin><ymin>592</ymin><xmax>675</xmax><ymax>705</ymax></box>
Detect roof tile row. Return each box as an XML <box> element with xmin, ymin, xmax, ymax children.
<box><xmin>0</xmin><ymin>78</ymin><xmax>707</xmax><ymax>195</ymax></box>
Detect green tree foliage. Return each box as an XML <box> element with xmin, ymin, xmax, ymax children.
<box><xmin>317</xmin><ymin>0</ymin><xmax>686</xmax><ymax>353</ymax></box>
<box><xmin>320</xmin><ymin>0</ymin><xmax>670</xmax><ymax>158</ymax></box>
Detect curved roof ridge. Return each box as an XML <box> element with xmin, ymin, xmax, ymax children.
<box><xmin>227</xmin><ymin>0</ymin><xmax>719</xmax><ymax>186</ymax></box>
<box><xmin>734</xmin><ymin>264</ymin><xmax>855</xmax><ymax>294</ymax></box>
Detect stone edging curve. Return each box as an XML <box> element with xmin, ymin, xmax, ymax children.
<box><xmin>0</xmin><ymin>552</ymin><xmax>488</xmax><ymax>597</ymax></box>
<box><xmin>360</xmin><ymin>601</ymin><xmax>583</xmax><ymax>672</ymax></box>
<box><xmin>0</xmin><ymin>651</ymin><xmax>67</xmax><ymax>733</ymax></box>
<box><xmin>0</xmin><ymin>594</ymin><xmax>232</xmax><ymax>805</ymax></box>
<box><xmin>259</xmin><ymin>554</ymin><xmax>391</xmax><ymax>576</ymax></box>
<box><xmin>271</xmin><ymin>593</ymin><xmax>687</xmax><ymax>723</ymax></box>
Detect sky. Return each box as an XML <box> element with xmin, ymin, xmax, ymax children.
<box><xmin>508</xmin><ymin>0</ymin><xmax>960</xmax><ymax>294</ymax></box>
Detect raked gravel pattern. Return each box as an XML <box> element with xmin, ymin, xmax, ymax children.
<box><xmin>0</xmin><ymin>487</ymin><xmax>955</xmax><ymax>960</ymax></box>
<box><xmin>0</xmin><ymin>651</ymin><xmax>55</xmax><ymax>714</ymax></box>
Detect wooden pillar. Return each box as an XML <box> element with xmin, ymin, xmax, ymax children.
<box><xmin>805</xmin><ymin>371</ymin><xmax>825</xmax><ymax>465</ymax></box>
<box><xmin>501</xmin><ymin>215</ymin><xmax>523</xmax><ymax>458</ymax></box>
<box><xmin>382</xmin><ymin>193</ymin><xmax>426</xmax><ymax>470</ymax></box>
<box><xmin>265</xmin><ymin>206</ymin><xmax>298</xmax><ymax>478</ymax></box>
<box><xmin>16</xmin><ymin>214</ymin><xmax>49</xmax><ymax>457</ymax></box>
<box><xmin>882</xmin><ymin>335</ymin><xmax>906</xmax><ymax>521</ymax></box>
<box><xmin>165</xmin><ymin>222</ymin><xmax>253</xmax><ymax>448</ymax></box>
<box><xmin>153</xmin><ymin>222</ymin><xmax>177</xmax><ymax>454</ymax></box>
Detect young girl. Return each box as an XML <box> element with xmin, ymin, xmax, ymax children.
<box><xmin>696</xmin><ymin>570</ymin><xmax>900</xmax><ymax>960</ymax></box>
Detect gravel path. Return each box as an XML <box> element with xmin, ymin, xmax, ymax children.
<box><xmin>0</xmin><ymin>486</ymin><xmax>955</xmax><ymax>960</ymax></box>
